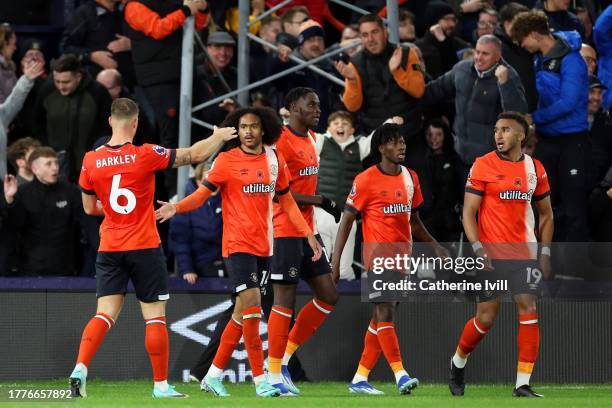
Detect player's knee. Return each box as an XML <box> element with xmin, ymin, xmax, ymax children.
<box><xmin>476</xmin><ymin>312</ymin><xmax>497</xmax><ymax>328</ymax></box>
<box><xmin>375</xmin><ymin>303</ymin><xmax>394</xmax><ymax>322</ymax></box>
<box><xmin>318</xmin><ymin>290</ymin><xmax>339</xmax><ymax>307</ymax></box>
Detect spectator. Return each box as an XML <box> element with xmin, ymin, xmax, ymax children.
<box><xmin>123</xmin><ymin>0</ymin><xmax>209</xmax><ymax>171</ymax></box>
<box><xmin>474</xmin><ymin>8</ymin><xmax>499</xmax><ymax>42</ymax></box>
<box><xmin>271</xmin><ymin>20</ymin><xmax>341</xmax><ymax>131</ymax></box>
<box><xmin>193</xmin><ymin>31</ymin><xmax>237</xmax><ymax>139</ymax></box>
<box><xmin>2</xmin><ymin>147</ymin><xmax>84</xmax><ymax>276</ymax></box>
<box><xmin>7</xmin><ymin>137</ymin><xmax>41</xmax><ymax>185</ymax></box>
<box><xmin>33</xmin><ymin>54</ymin><xmax>112</xmax><ymax>182</ymax></box>
<box><xmin>0</xmin><ymin>60</ymin><xmax>44</xmax><ymax>179</ymax></box>
<box><xmin>169</xmin><ymin>161</ymin><xmax>224</xmax><ymax>284</ymax></box>
<box><xmin>337</xmin><ymin>14</ymin><xmax>425</xmax><ymax>136</ymax></box>
<box><xmin>534</xmin><ymin>0</ymin><xmax>585</xmax><ymax>37</ymax></box>
<box><xmin>576</xmin><ymin>6</ymin><xmax>594</xmax><ymax>44</ymax></box>
<box><xmin>315</xmin><ymin>111</ymin><xmax>374</xmax><ymax>281</ymax></box>
<box><xmin>594</xmin><ymin>5</ymin><xmax>612</xmax><ymax>109</ymax></box>
<box><xmin>96</xmin><ymin>68</ymin><xmax>156</xmax><ymax>145</ymax></box>
<box><xmin>418</xmin><ymin>118</ymin><xmax>461</xmax><ymax>242</ymax></box>
<box><xmin>423</xmin><ymin>35</ymin><xmax>527</xmax><ymax>183</ymax></box>
<box><xmin>522</xmin><ymin>127</ymin><xmax>538</xmax><ymax>156</ymax></box>
<box><xmin>96</xmin><ymin>68</ymin><xmax>123</xmax><ymax>100</ymax></box>
<box><xmin>224</xmin><ymin>0</ymin><xmax>265</xmax><ymax>36</ymax></box>
<box><xmin>0</xmin><ymin>62</ymin><xmax>43</xmax><ymax>273</ymax></box>
<box><xmin>10</xmin><ymin>39</ymin><xmax>47</xmax><ymax>141</ymax></box>
<box><xmin>580</xmin><ymin>43</ymin><xmax>598</xmax><ymax>75</ymax></box>
<box><xmin>339</xmin><ymin>24</ymin><xmax>362</xmax><ymax>58</ymax></box>
<box><xmin>275</xmin><ymin>1</ymin><xmax>322</xmax><ymax>26</ymax></box>
<box><xmin>587</xmin><ymin>75</ymin><xmax>612</xmax><ymax>190</ymax></box>
<box><xmin>0</xmin><ymin>23</ymin><xmax>17</xmax><ymax>103</ymax></box>
<box><xmin>251</xmin><ymin>16</ymin><xmax>282</xmax><ymax>83</ymax></box>
<box><xmin>61</xmin><ymin>0</ymin><xmax>136</xmax><ymax>90</ymax></box>
<box><xmin>415</xmin><ymin>1</ymin><xmax>470</xmax><ymax>79</ymax></box>
<box><xmin>278</xmin><ymin>5</ymin><xmax>310</xmax><ymax>48</ymax></box>
<box><xmin>399</xmin><ymin>10</ymin><xmax>416</xmax><ymax>42</ymax></box>
<box><xmin>512</xmin><ymin>10</ymin><xmax>590</xmax><ymax>241</ymax></box>
<box><xmin>495</xmin><ymin>2</ymin><xmax>538</xmax><ymax>112</ymax></box>
<box><xmin>456</xmin><ymin>0</ymin><xmax>495</xmax><ymax>43</ymax></box>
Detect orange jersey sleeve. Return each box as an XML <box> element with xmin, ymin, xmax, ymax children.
<box><xmin>533</xmin><ymin>159</ymin><xmax>551</xmax><ymax>201</ymax></box>
<box><xmin>409</xmin><ymin>168</ymin><xmax>424</xmax><ymax>209</ymax></box>
<box><xmin>175</xmin><ymin>185</ymin><xmax>212</xmax><ymax>213</ymax></box>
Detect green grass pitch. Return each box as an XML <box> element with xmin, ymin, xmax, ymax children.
<box><xmin>1</xmin><ymin>381</ymin><xmax>612</xmax><ymax>407</ymax></box>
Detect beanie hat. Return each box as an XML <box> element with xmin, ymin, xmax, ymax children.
<box><xmin>298</xmin><ymin>20</ymin><xmax>324</xmax><ymax>45</ymax></box>
<box><xmin>425</xmin><ymin>1</ymin><xmax>456</xmax><ymax>28</ymax></box>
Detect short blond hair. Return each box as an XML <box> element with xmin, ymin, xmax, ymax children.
<box><xmin>111</xmin><ymin>98</ymin><xmax>139</xmax><ymax>120</ymax></box>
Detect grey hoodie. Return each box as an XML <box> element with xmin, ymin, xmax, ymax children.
<box><xmin>1</xmin><ymin>75</ymin><xmax>34</xmax><ymax>178</ymax></box>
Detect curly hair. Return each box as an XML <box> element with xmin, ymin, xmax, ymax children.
<box><xmin>220</xmin><ymin>107</ymin><xmax>283</xmax><ymax>150</ymax></box>
<box><xmin>510</xmin><ymin>10</ymin><xmax>550</xmax><ymax>44</ymax></box>
<box><xmin>369</xmin><ymin>123</ymin><xmax>403</xmax><ymax>163</ymax></box>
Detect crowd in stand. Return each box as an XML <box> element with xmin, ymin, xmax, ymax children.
<box><xmin>0</xmin><ymin>0</ymin><xmax>611</xmax><ymax>280</ymax></box>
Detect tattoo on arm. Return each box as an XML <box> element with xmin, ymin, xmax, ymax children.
<box><xmin>173</xmin><ymin>151</ymin><xmax>192</xmax><ymax>168</ymax></box>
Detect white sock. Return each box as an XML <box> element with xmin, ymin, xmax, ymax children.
<box><xmin>154</xmin><ymin>380</ymin><xmax>168</xmax><ymax>392</ymax></box>
<box><xmin>516</xmin><ymin>372</ymin><xmax>531</xmax><ymax>389</ymax></box>
<box><xmin>207</xmin><ymin>364</ymin><xmax>224</xmax><ymax>379</ymax></box>
<box><xmin>269</xmin><ymin>373</ymin><xmax>282</xmax><ymax>385</ymax></box>
<box><xmin>74</xmin><ymin>363</ymin><xmax>88</xmax><ymax>377</ymax></box>
<box><xmin>281</xmin><ymin>352</ymin><xmax>293</xmax><ymax>366</ymax></box>
<box><xmin>394</xmin><ymin>369</ymin><xmax>408</xmax><ymax>384</ymax></box>
<box><xmin>253</xmin><ymin>374</ymin><xmax>266</xmax><ymax>386</ymax></box>
<box><xmin>452</xmin><ymin>352</ymin><xmax>468</xmax><ymax>369</ymax></box>
<box><xmin>352</xmin><ymin>373</ymin><xmax>367</xmax><ymax>384</ymax></box>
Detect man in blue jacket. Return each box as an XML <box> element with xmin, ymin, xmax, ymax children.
<box><xmin>512</xmin><ymin>10</ymin><xmax>590</xmax><ymax>242</ymax></box>
<box><xmin>594</xmin><ymin>5</ymin><xmax>612</xmax><ymax>110</ymax></box>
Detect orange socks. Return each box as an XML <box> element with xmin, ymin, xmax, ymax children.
<box><xmin>208</xmin><ymin>317</ymin><xmax>243</xmax><ymax>378</ymax></box>
<box><xmin>76</xmin><ymin>312</ymin><xmax>114</xmax><ymax>368</ymax></box>
<box><xmin>352</xmin><ymin>320</ymin><xmax>382</xmax><ymax>383</ymax></box>
<box><xmin>517</xmin><ymin>313</ymin><xmax>540</xmax><ymax>388</ymax></box>
<box><xmin>242</xmin><ymin>306</ymin><xmax>265</xmax><ymax>383</ymax></box>
<box><xmin>283</xmin><ymin>299</ymin><xmax>334</xmax><ymax>365</ymax></box>
<box><xmin>267</xmin><ymin>306</ymin><xmax>293</xmax><ymax>383</ymax></box>
<box><xmin>377</xmin><ymin>322</ymin><xmax>408</xmax><ymax>382</ymax></box>
<box><xmin>453</xmin><ymin>317</ymin><xmax>489</xmax><ymax>368</ymax></box>
<box><xmin>145</xmin><ymin>316</ymin><xmax>169</xmax><ymax>382</ymax></box>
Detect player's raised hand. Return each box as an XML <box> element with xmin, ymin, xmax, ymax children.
<box><xmin>307</xmin><ymin>233</ymin><xmax>323</xmax><ymax>262</ymax></box>
<box><xmin>155</xmin><ymin>200</ymin><xmax>177</xmax><ymax>223</ymax></box>
<box><xmin>212</xmin><ymin>126</ymin><xmax>238</xmax><ymax>141</ymax></box>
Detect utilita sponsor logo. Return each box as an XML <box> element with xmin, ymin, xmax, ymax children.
<box><xmin>383</xmin><ymin>203</ymin><xmax>411</xmax><ymax>214</ymax></box>
<box><xmin>299</xmin><ymin>166</ymin><xmax>319</xmax><ymax>176</ymax></box>
<box><xmin>499</xmin><ymin>189</ymin><xmax>533</xmax><ymax>201</ymax></box>
<box><xmin>243</xmin><ymin>183</ymin><xmax>275</xmax><ymax>194</ymax></box>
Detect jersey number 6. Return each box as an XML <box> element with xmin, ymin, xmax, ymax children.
<box><xmin>110</xmin><ymin>174</ymin><xmax>137</xmax><ymax>214</ymax></box>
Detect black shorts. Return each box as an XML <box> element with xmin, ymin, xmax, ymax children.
<box><xmin>271</xmin><ymin>235</ymin><xmax>331</xmax><ymax>284</ymax></box>
<box><xmin>224</xmin><ymin>253</ymin><xmax>271</xmax><ymax>294</ymax></box>
<box><xmin>96</xmin><ymin>246</ymin><xmax>169</xmax><ymax>303</ymax></box>
<box><xmin>474</xmin><ymin>259</ymin><xmax>542</xmax><ymax>303</ymax></box>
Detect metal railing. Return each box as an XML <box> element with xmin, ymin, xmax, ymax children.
<box><xmin>177</xmin><ymin>0</ymin><xmax>401</xmax><ymax>198</ymax></box>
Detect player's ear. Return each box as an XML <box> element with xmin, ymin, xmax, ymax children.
<box><xmin>108</xmin><ymin>116</ymin><xmax>113</xmax><ymax>127</ymax></box>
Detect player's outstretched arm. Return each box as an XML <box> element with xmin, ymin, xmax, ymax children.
<box><xmin>172</xmin><ymin>126</ymin><xmax>237</xmax><ymax>167</ymax></box>
<box><xmin>535</xmin><ymin>196</ymin><xmax>554</xmax><ymax>278</ymax></box>
<box><xmin>155</xmin><ymin>184</ymin><xmax>214</xmax><ymax>222</ymax></box>
<box><xmin>81</xmin><ymin>193</ymin><xmax>105</xmax><ymax>217</ymax></box>
<box><xmin>332</xmin><ymin>209</ymin><xmax>356</xmax><ymax>284</ymax></box>
<box><xmin>463</xmin><ymin>192</ymin><xmax>493</xmax><ymax>270</ymax></box>
<box><xmin>277</xmin><ymin>192</ymin><xmax>322</xmax><ymax>261</ymax></box>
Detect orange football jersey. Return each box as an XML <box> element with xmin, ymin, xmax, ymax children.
<box><xmin>272</xmin><ymin>126</ymin><xmax>318</xmax><ymax>237</ymax></box>
<box><xmin>204</xmin><ymin>146</ymin><xmax>290</xmax><ymax>257</ymax></box>
<box><xmin>346</xmin><ymin>164</ymin><xmax>424</xmax><ymax>244</ymax></box>
<box><xmin>79</xmin><ymin>143</ymin><xmax>175</xmax><ymax>252</ymax></box>
<box><xmin>465</xmin><ymin>151</ymin><xmax>550</xmax><ymax>259</ymax></box>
